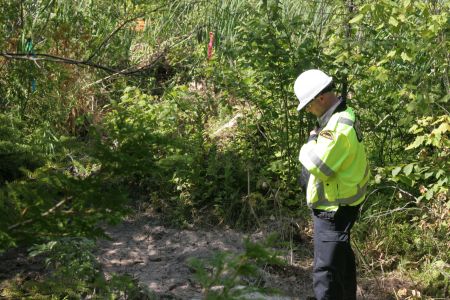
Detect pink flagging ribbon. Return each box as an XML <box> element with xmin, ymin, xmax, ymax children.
<box><xmin>208</xmin><ymin>32</ymin><xmax>214</xmax><ymax>60</ymax></box>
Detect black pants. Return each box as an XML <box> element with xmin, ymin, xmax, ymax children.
<box><xmin>312</xmin><ymin>206</ymin><xmax>359</xmax><ymax>300</ymax></box>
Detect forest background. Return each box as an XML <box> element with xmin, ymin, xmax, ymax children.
<box><xmin>0</xmin><ymin>0</ymin><xmax>449</xmax><ymax>298</ymax></box>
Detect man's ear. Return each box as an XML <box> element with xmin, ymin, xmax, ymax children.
<box><xmin>318</xmin><ymin>92</ymin><xmax>331</xmax><ymax>104</ymax></box>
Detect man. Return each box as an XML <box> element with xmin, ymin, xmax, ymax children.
<box><xmin>294</xmin><ymin>69</ymin><xmax>370</xmax><ymax>300</ymax></box>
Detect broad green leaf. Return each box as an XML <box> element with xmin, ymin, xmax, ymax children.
<box><xmin>398</xmin><ymin>175</ymin><xmax>414</xmax><ymax>186</ymax></box>
<box><xmin>375</xmin><ymin>72</ymin><xmax>389</xmax><ymax>82</ymax></box>
<box><xmin>424</xmin><ymin>172</ymin><xmax>434</xmax><ymax>179</ymax></box>
<box><xmin>403</xmin><ymin>163</ymin><xmax>414</xmax><ymax>176</ymax></box>
<box><xmin>349</xmin><ymin>14</ymin><xmax>364</xmax><ymax>24</ymax></box>
<box><xmin>406</xmin><ymin>102</ymin><xmax>417</xmax><ymax>112</ymax></box>
<box><xmin>392</xmin><ymin>166</ymin><xmax>402</xmax><ymax>177</ymax></box>
<box><xmin>405</xmin><ymin>135</ymin><xmax>425</xmax><ymax>150</ymax></box>
<box><xmin>427</xmin><ymin>133</ymin><xmax>441</xmax><ymax>147</ymax></box>
<box><xmin>438</xmin><ymin>177</ymin><xmax>448</xmax><ymax>186</ymax></box>
<box><xmin>408</xmin><ymin>124</ymin><xmax>424</xmax><ymax>134</ymax></box>
<box><xmin>435</xmin><ymin>169</ymin><xmax>444</xmax><ymax>179</ymax></box>
<box><xmin>433</xmin><ymin>122</ymin><xmax>450</xmax><ymax>135</ymax></box>
<box><xmin>387</xmin><ymin>50</ymin><xmax>396</xmax><ymax>58</ymax></box>
<box><xmin>359</xmin><ymin>4</ymin><xmax>372</xmax><ymax>14</ymax></box>
<box><xmin>401</xmin><ymin>52</ymin><xmax>412</xmax><ymax>62</ymax></box>
<box><xmin>376</xmin><ymin>59</ymin><xmax>388</xmax><ymax>66</ymax></box>
<box><xmin>389</xmin><ymin>16</ymin><xmax>399</xmax><ymax>27</ymax></box>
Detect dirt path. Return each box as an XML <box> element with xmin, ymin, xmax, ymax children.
<box><xmin>96</xmin><ymin>213</ymin><xmax>316</xmax><ymax>299</ymax></box>
<box><xmin>97</xmin><ymin>212</ymin><xmax>412</xmax><ymax>300</ymax></box>
<box><xmin>0</xmin><ymin>215</ymin><xmax>420</xmax><ymax>299</ymax></box>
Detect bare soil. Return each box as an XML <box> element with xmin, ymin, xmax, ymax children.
<box><xmin>0</xmin><ymin>212</ymin><xmax>419</xmax><ymax>300</ymax></box>
<box><xmin>96</xmin><ymin>212</ymin><xmax>401</xmax><ymax>300</ymax></box>
<box><xmin>96</xmin><ymin>212</ymin><xmax>316</xmax><ymax>299</ymax></box>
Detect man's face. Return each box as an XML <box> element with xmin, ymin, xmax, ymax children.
<box><xmin>306</xmin><ymin>96</ymin><xmax>324</xmax><ymax>117</ymax></box>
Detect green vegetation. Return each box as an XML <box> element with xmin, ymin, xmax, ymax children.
<box><xmin>189</xmin><ymin>239</ymin><xmax>284</xmax><ymax>299</ymax></box>
<box><xmin>3</xmin><ymin>238</ymin><xmax>153</xmax><ymax>299</ymax></box>
<box><xmin>1</xmin><ymin>0</ymin><xmax>448</xmax><ymax>298</ymax></box>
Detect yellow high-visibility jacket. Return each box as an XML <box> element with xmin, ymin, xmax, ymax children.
<box><xmin>299</xmin><ymin>107</ymin><xmax>370</xmax><ymax>211</ymax></box>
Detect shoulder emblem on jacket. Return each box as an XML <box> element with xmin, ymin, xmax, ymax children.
<box><xmin>319</xmin><ymin>130</ymin><xmax>334</xmax><ymax>140</ymax></box>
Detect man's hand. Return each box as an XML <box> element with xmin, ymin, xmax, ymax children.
<box><xmin>308</xmin><ymin>127</ymin><xmax>320</xmax><ymax>142</ymax></box>
<box><xmin>310</xmin><ymin>128</ymin><xmax>319</xmax><ymax>136</ymax></box>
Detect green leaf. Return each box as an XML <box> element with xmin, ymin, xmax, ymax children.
<box><xmin>375</xmin><ymin>174</ymin><xmax>382</xmax><ymax>184</ymax></box>
<box><xmin>389</xmin><ymin>16</ymin><xmax>399</xmax><ymax>27</ymax></box>
<box><xmin>433</xmin><ymin>122</ymin><xmax>450</xmax><ymax>135</ymax></box>
<box><xmin>405</xmin><ymin>135</ymin><xmax>425</xmax><ymax>150</ymax></box>
<box><xmin>392</xmin><ymin>166</ymin><xmax>402</xmax><ymax>177</ymax></box>
<box><xmin>387</xmin><ymin>50</ymin><xmax>396</xmax><ymax>58</ymax></box>
<box><xmin>406</xmin><ymin>102</ymin><xmax>417</xmax><ymax>112</ymax></box>
<box><xmin>408</xmin><ymin>124</ymin><xmax>422</xmax><ymax>134</ymax></box>
<box><xmin>424</xmin><ymin>172</ymin><xmax>434</xmax><ymax>179</ymax></box>
<box><xmin>349</xmin><ymin>14</ymin><xmax>364</xmax><ymax>24</ymax></box>
<box><xmin>359</xmin><ymin>4</ymin><xmax>372</xmax><ymax>14</ymax></box>
<box><xmin>398</xmin><ymin>175</ymin><xmax>414</xmax><ymax>186</ymax></box>
<box><xmin>435</xmin><ymin>169</ymin><xmax>444</xmax><ymax>179</ymax></box>
<box><xmin>401</xmin><ymin>52</ymin><xmax>412</xmax><ymax>62</ymax></box>
<box><xmin>403</xmin><ymin>163</ymin><xmax>414</xmax><ymax>176</ymax></box>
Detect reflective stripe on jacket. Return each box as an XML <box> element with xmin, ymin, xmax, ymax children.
<box><xmin>299</xmin><ymin>107</ymin><xmax>370</xmax><ymax>211</ymax></box>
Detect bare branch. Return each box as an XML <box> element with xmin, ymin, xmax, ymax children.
<box><xmin>82</xmin><ymin>50</ymin><xmax>166</xmax><ymax>89</ymax></box>
<box><xmin>0</xmin><ymin>50</ymin><xmax>165</xmax><ymax>77</ymax></box>
<box><xmin>362</xmin><ymin>185</ymin><xmax>419</xmax><ymax>205</ymax></box>
<box><xmin>82</xmin><ymin>29</ymin><xmax>197</xmax><ymax>88</ymax></box>
<box><xmin>8</xmin><ymin>198</ymin><xmax>68</xmax><ymax>231</ymax></box>
<box><xmin>363</xmin><ymin>201</ymin><xmax>420</xmax><ymax>220</ymax></box>
<box><xmin>1</xmin><ymin>26</ymin><xmax>197</xmax><ymax>79</ymax></box>
<box><xmin>0</xmin><ymin>52</ymin><xmax>118</xmax><ymax>73</ymax></box>
<box><xmin>435</xmin><ymin>102</ymin><xmax>450</xmax><ymax>115</ymax></box>
<box><xmin>375</xmin><ymin>113</ymin><xmax>391</xmax><ymax>129</ymax></box>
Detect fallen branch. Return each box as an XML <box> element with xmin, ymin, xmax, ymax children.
<box><xmin>366</xmin><ymin>185</ymin><xmax>418</xmax><ymax>202</ymax></box>
<box><xmin>1</xmin><ymin>27</ymin><xmax>196</xmax><ymax>79</ymax></box>
<box><xmin>8</xmin><ymin>198</ymin><xmax>68</xmax><ymax>231</ymax></box>
<box><xmin>363</xmin><ymin>201</ymin><xmax>420</xmax><ymax>220</ymax></box>
<box><xmin>0</xmin><ymin>52</ymin><xmax>117</xmax><ymax>73</ymax></box>
<box><xmin>82</xmin><ymin>29</ymin><xmax>196</xmax><ymax>88</ymax></box>
<box><xmin>1</xmin><ymin>49</ymin><xmax>168</xmax><ymax>78</ymax></box>
<box><xmin>82</xmin><ymin>50</ymin><xmax>166</xmax><ymax>89</ymax></box>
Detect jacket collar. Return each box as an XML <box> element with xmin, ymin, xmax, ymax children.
<box><xmin>318</xmin><ymin>96</ymin><xmax>346</xmax><ymax>128</ymax></box>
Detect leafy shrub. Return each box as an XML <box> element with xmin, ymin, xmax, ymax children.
<box><xmin>356</xmin><ymin>115</ymin><xmax>449</xmax><ymax>296</ymax></box>
<box><xmin>99</xmin><ymin>86</ymin><xmax>188</xmax><ymax>194</ymax></box>
<box><xmin>1</xmin><ymin>169</ymin><xmax>127</xmax><ymax>249</ymax></box>
<box><xmin>1</xmin><ymin>237</ymin><xmax>154</xmax><ymax>299</ymax></box>
<box><xmin>414</xmin><ymin>259</ymin><xmax>450</xmax><ymax>298</ymax></box>
<box><xmin>0</xmin><ymin>136</ymin><xmax>128</xmax><ymax>252</ymax></box>
<box><xmin>189</xmin><ymin>239</ymin><xmax>284</xmax><ymax>299</ymax></box>
<box><xmin>0</xmin><ymin>113</ymin><xmax>44</xmax><ymax>184</ymax></box>
<box><xmin>99</xmin><ymin>85</ymin><xmax>289</xmax><ymax>227</ymax></box>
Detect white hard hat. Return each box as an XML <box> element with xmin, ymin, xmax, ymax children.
<box><xmin>294</xmin><ymin>69</ymin><xmax>333</xmax><ymax>111</ymax></box>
